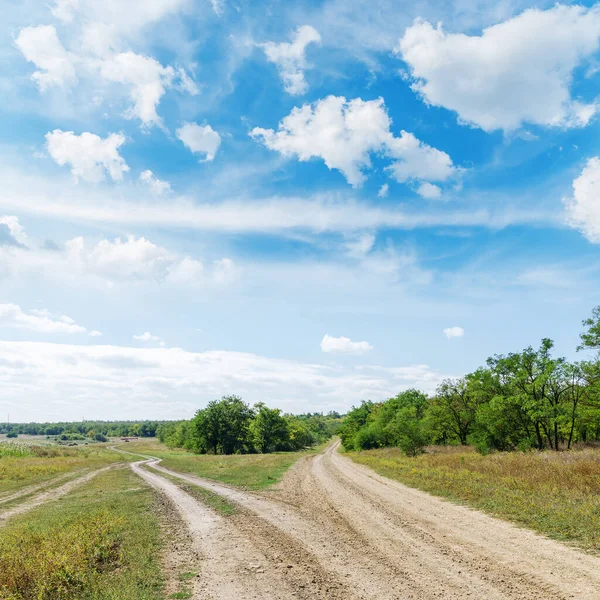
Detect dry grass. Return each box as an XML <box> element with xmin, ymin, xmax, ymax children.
<box><xmin>348</xmin><ymin>446</ymin><xmax>600</xmax><ymax>552</ymax></box>
<box><xmin>0</xmin><ymin>445</ymin><xmax>125</xmax><ymax>495</ymax></box>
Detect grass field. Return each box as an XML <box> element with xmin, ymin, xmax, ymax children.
<box><xmin>347</xmin><ymin>445</ymin><xmax>600</xmax><ymax>552</ymax></box>
<box><xmin>116</xmin><ymin>439</ymin><xmax>316</xmax><ymax>489</ymax></box>
<box><xmin>0</xmin><ymin>442</ymin><xmax>125</xmax><ymax>496</ymax></box>
<box><xmin>0</xmin><ymin>466</ymin><xmax>165</xmax><ymax>600</ymax></box>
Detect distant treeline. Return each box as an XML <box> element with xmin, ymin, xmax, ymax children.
<box><xmin>0</xmin><ymin>420</ymin><xmax>165</xmax><ymax>438</ymax></box>
<box><xmin>158</xmin><ymin>396</ymin><xmax>341</xmax><ymax>454</ymax></box>
<box><xmin>341</xmin><ymin>306</ymin><xmax>600</xmax><ymax>455</ymax></box>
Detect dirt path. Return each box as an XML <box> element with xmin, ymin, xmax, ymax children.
<box><xmin>0</xmin><ymin>465</ymin><xmax>115</xmax><ymax>523</ymax></box>
<box><xmin>145</xmin><ymin>441</ymin><xmax>600</xmax><ymax>600</ymax></box>
<box><xmin>0</xmin><ymin>471</ymin><xmax>80</xmax><ymax>506</ymax></box>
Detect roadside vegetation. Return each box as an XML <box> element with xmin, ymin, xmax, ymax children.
<box><xmin>340</xmin><ymin>305</ymin><xmax>600</xmax><ymax>455</ymax></box>
<box><xmin>157</xmin><ymin>396</ymin><xmax>340</xmax><ymax>455</ymax></box>
<box><xmin>0</xmin><ymin>467</ymin><xmax>165</xmax><ymax>600</ymax></box>
<box><xmin>349</xmin><ymin>445</ymin><xmax>600</xmax><ymax>551</ymax></box>
<box><xmin>0</xmin><ymin>442</ymin><xmax>123</xmax><ymax>496</ymax></box>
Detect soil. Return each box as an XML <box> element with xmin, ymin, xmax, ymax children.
<box><xmin>134</xmin><ymin>442</ymin><xmax>600</xmax><ymax>599</ymax></box>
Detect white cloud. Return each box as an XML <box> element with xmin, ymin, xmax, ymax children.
<box><xmin>344</xmin><ymin>233</ymin><xmax>376</xmax><ymax>258</ymax></box>
<box><xmin>416</xmin><ymin>182</ymin><xmax>442</xmax><ymax>199</ymax></box>
<box><xmin>177</xmin><ymin>122</ymin><xmax>222</xmax><ymax>162</ymax></box>
<box><xmin>0</xmin><ymin>225</ymin><xmax>234</xmax><ymax>288</ymax></box>
<box><xmin>377</xmin><ymin>183</ymin><xmax>389</xmax><ymax>198</ymax></box>
<box><xmin>262</xmin><ymin>25</ymin><xmax>321</xmax><ymax>95</ymax></box>
<box><xmin>564</xmin><ymin>157</ymin><xmax>600</xmax><ymax>242</ymax></box>
<box><xmin>0</xmin><ymin>303</ymin><xmax>88</xmax><ymax>334</ymax></box>
<box><xmin>51</xmin><ymin>0</ymin><xmax>79</xmax><ymax>22</ymax></box>
<box><xmin>251</xmin><ymin>95</ymin><xmax>456</xmax><ymax>187</ymax></box>
<box><xmin>321</xmin><ymin>333</ymin><xmax>373</xmax><ymax>355</ymax></box>
<box><xmin>0</xmin><ymin>173</ymin><xmax>559</xmax><ymax>234</ymax></box>
<box><xmin>139</xmin><ymin>170</ymin><xmax>171</xmax><ymax>195</ymax></box>
<box><xmin>398</xmin><ymin>5</ymin><xmax>600</xmax><ymax>132</ymax></box>
<box><xmin>45</xmin><ymin>130</ymin><xmax>129</xmax><ymax>183</ymax></box>
<box><xmin>0</xmin><ymin>341</ymin><xmax>448</xmax><ymax>420</ymax></box>
<box><xmin>52</xmin><ymin>0</ymin><xmax>188</xmax><ymax>38</ymax></box>
<box><xmin>15</xmin><ymin>25</ymin><xmax>77</xmax><ymax>91</ymax></box>
<box><xmin>133</xmin><ymin>332</ymin><xmax>161</xmax><ymax>342</ymax></box>
<box><xmin>443</xmin><ymin>326</ymin><xmax>464</xmax><ymax>339</ymax></box>
<box><xmin>89</xmin><ymin>330</ymin><xmax>103</xmax><ymax>337</ymax></box>
<box><xmin>0</xmin><ymin>216</ymin><xmax>27</xmax><ymax>247</ymax></box>
<box><xmin>97</xmin><ymin>52</ymin><xmax>198</xmax><ymax>127</ymax></box>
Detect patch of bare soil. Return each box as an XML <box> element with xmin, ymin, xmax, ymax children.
<box><xmin>146</xmin><ymin>441</ymin><xmax>600</xmax><ymax>600</ymax></box>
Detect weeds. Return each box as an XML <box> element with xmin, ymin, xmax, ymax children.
<box><xmin>0</xmin><ymin>468</ymin><xmax>164</xmax><ymax>600</ymax></box>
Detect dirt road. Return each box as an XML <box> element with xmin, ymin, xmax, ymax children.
<box><xmin>136</xmin><ymin>442</ymin><xmax>600</xmax><ymax>599</ymax></box>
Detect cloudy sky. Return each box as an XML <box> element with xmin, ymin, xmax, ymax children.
<box><xmin>2</xmin><ymin>0</ymin><xmax>600</xmax><ymax>421</ymax></box>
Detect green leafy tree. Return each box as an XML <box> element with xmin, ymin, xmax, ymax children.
<box><xmin>250</xmin><ymin>403</ymin><xmax>289</xmax><ymax>453</ymax></box>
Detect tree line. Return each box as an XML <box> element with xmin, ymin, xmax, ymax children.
<box><xmin>340</xmin><ymin>306</ymin><xmax>600</xmax><ymax>455</ymax></box>
<box><xmin>157</xmin><ymin>395</ymin><xmax>341</xmax><ymax>454</ymax></box>
<box><xmin>0</xmin><ymin>421</ymin><xmax>164</xmax><ymax>439</ymax></box>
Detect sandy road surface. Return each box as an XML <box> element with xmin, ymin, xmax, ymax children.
<box><xmin>135</xmin><ymin>442</ymin><xmax>600</xmax><ymax>600</ymax></box>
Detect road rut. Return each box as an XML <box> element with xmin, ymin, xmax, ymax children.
<box><xmin>138</xmin><ymin>442</ymin><xmax>600</xmax><ymax>599</ymax></box>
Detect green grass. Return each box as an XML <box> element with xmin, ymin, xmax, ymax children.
<box><xmin>347</xmin><ymin>446</ymin><xmax>600</xmax><ymax>553</ymax></box>
<box><xmin>0</xmin><ymin>445</ymin><xmax>126</xmax><ymax>496</ymax></box>
<box><xmin>154</xmin><ymin>468</ymin><xmax>236</xmax><ymax>515</ymax></box>
<box><xmin>0</xmin><ymin>466</ymin><xmax>165</xmax><ymax>600</ymax></box>
<box><xmin>118</xmin><ymin>439</ymin><xmax>315</xmax><ymax>490</ymax></box>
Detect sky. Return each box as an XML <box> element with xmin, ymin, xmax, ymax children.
<box><xmin>2</xmin><ymin>0</ymin><xmax>600</xmax><ymax>421</ymax></box>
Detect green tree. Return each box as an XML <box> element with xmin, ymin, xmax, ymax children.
<box><xmin>193</xmin><ymin>395</ymin><xmax>255</xmax><ymax>455</ymax></box>
<box><xmin>250</xmin><ymin>403</ymin><xmax>289</xmax><ymax>453</ymax></box>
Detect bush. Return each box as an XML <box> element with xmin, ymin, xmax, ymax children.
<box><xmin>6</xmin><ymin>431</ymin><xmax>18</xmax><ymax>438</ymax></box>
<box><xmin>93</xmin><ymin>433</ymin><xmax>108</xmax><ymax>442</ymax></box>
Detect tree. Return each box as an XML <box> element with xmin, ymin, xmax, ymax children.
<box><xmin>430</xmin><ymin>378</ymin><xmax>479</xmax><ymax>445</ymax></box>
<box><xmin>250</xmin><ymin>403</ymin><xmax>289</xmax><ymax>453</ymax></box>
<box><xmin>193</xmin><ymin>396</ymin><xmax>255</xmax><ymax>455</ymax></box>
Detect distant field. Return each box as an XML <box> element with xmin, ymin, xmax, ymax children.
<box><xmin>0</xmin><ymin>466</ymin><xmax>165</xmax><ymax>600</ymax></box>
<box><xmin>117</xmin><ymin>439</ymin><xmax>317</xmax><ymax>489</ymax></box>
<box><xmin>0</xmin><ymin>441</ymin><xmax>126</xmax><ymax>495</ymax></box>
<box><xmin>347</xmin><ymin>445</ymin><xmax>600</xmax><ymax>552</ymax></box>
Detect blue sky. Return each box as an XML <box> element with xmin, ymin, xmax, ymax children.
<box><xmin>1</xmin><ymin>0</ymin><xmax>600</xmax><ymax>421</ymax></box>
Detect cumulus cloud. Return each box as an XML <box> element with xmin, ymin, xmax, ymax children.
<box><xmin>15</xmin><ymin>25</ymin><xmax>77</xmax><ymax>91</ymax></box>
<box><xmin>139</xmin><ymin>170</ymin><xmax>171</xmax><ymax>195</ymax></box>
<box><xmin>443</xmin><ymin>326</ymin><xmax>464</xmax><ymax>339</ymax></box>
<box><xmin>97</xmin><ymin>52</ymin><xmax>198</xmax><ymax>127</ymax></box>
<box><xmin>45</xmin><ymin>130</ymin><xmax>129</xmax><ymax>183</ymax></box>
<box><xmin>416</xmin><ymin>182</ymin><xmax>442</xmax><ymax>199</ymax></box>
<box><xmin>564</xmin><ymin>157</ymin><xmax>600</xmax><ymax>242</ymax></box>
<box><xmin>321</xmin><ymin>333</ymin><xmax>373</xmax><ymax>355</ymax></box>
<box><xmin>398</xmin><ymin>6</ymin><xmax>600</xmax><ymax>132</ymax></box>
<box><xmin>0</xmin><ymin>303</ymin><xmax>89</xmax><ymax>334</ymax></box>
<box><xmin>377</xmin><ymin>183</ymin><xmax>389</xmax><ymax>198</ymax></box>
<box><xmin>133</xmin><ymin>332</ymin><xmax>161</xmax><ymax>342</ymax></box>
<box><xmin>176</xmin><ymin>122</ymin><xmax>222</xmax><ymax>162</ymax></box>
<box><xmin>262</xmin><ymin>25</ymin><xmax>321</xmax><ymax>95</ymax></box>
<box><xmin>0</xmin><ymin>341</ymin><xmax>448</xmax><ymax>420</ymax></box>
<box><xmin>251</xmin><ymin>95</ymin><xmax>456</xmax><ymax>189</ymax></box>
<box><xmin>51</xmin><ymin>0</ymin><xmax>79</xmax><ymax>22</ymax></box>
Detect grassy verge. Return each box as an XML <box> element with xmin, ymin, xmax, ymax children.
<box><xmin>0</xmin><ymin>466</ymin><xmax>165</xmax><ymax>600</ymax></box>
<box><xmin>153</xmin><ymin>468</ymin><xmax>236</xmax><ymax>515</ymax></box>
<box><xmin>347</xmin><ymin>446</ymin><xmax>600</xmax><ymax>553</ymax></box>
<box><xmin>0</xmin><ymin>442</ymin><xmax>127</xmax><ymax>496</ymax></box>
<box><xmin>117</xmin><ymin>439</ymin><xmax>315</xmax><ymax>490</ymax></box>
